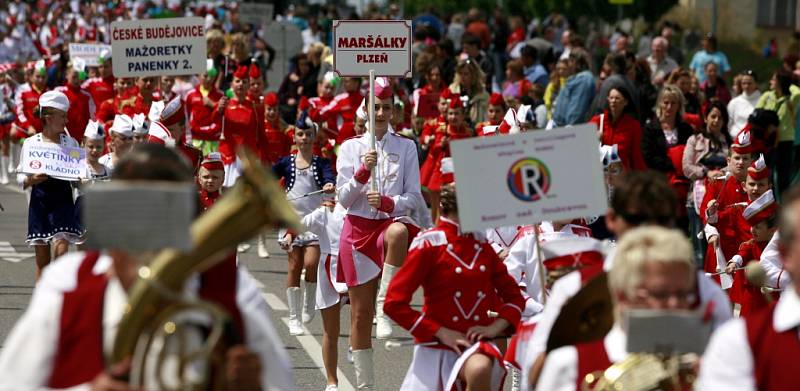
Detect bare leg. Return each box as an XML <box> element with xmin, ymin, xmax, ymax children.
<box><xmin>348</xmin><ymin>278</ymin><xmax>378</xmax><ymax>350</ymax></box>
<box><xmin>382</xmin><ymin>222</ymin><xmax>409</xmax><ymax>268</ymax></box>
<box><xmin>303</xmin><ymin>245</ymin><xmax>320</xmax><ymax>282</ymax></box>
<box><xmin>429</xmin><ymin>191</ymin><xmax>440</xmax><ymax>223</ymax></box>
<box><xmin>321</xmin><ymin>303</ymin><xmax>341</xmax><ymax>386</ymax></box>
<box><xmin>527</xmin><ymin>353</ymin><xmax>546</xmax><ymax>389</ymax></box>
<box><xmin>34</xmin><ymin>244</ymin><xmax>52</xmax><ymax>280</ymax></box>
<box><xmin>52</xmin><ymin>239</ymin><xmax>69</xmax><ymax>259</ymax></box>
<box><xmin>460</xmin><ymin>353</ymin><xmax>493</xmax><ymax>391</ymax></box>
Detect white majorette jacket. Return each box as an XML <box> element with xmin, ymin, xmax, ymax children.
<box><xmin>336</xmin><ymin>128</ymin><xmax>424</xmax><ymax>219</ymax></box>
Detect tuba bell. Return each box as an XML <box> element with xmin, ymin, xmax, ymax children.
<box><xmin>111</xmin><ymin>149</ymin><xmax>300</xmax><ymax>389</ymax></box>
<box><xmin>582</xmin><ymin>352</ymin><xmax>699</xmax><ymax>391</ymax></box>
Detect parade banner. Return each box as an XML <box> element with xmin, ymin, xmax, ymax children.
<box><xmin>332</xmin><ymin>20</ymin><xmax>412</xmax><ymax>77</ymax></box>
<box><xmin>110</xmin><ymin>17</ymin><xmax>206</xmax><ymax>77</ymax></box>
<box><xmin>21</xmin><ymin>141</ymin><xmax>86</xmax><ymax>181</ymax></box>
<box><xmin>68</xmin><ymin>43</ymin><xmax>112</xmax><ymax>67</ymax></box>
<box><xmin>238</xmin><ymin>3</ymin><xmax>274</xmax><ymax>27</ymax></box>
<box><xmin>450</xmin><ymin>125</ymin><xmax>608</xmax><ymax>231</ymax></box>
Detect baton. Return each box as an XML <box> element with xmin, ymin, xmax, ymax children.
<box><xmin>706</xmin><ymin>267</ymin><xmax>745</xmax><ymax>277</ymax></box>
<box><xmin>287</xmin><ymin>188</ymin><xmax>326</xmax><ymax>201</ymax></box>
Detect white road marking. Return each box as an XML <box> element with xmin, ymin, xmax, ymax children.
<box><xmin>0</xmin><ymin>241</ymin><xmax>33</xmax><ymax>263</ymax></box>
<box><xmin>262</xmin><ymin>292</ymin><xmax>288</xmax><ymax>311</ymax></box>
<box><xmin>281</xmin><ymin>317</ymin><xmax>355</xmax><ymax>391</ymax></box>
<box><xmin>2</xmin><ymin>184</ymin><xmax>23</xmax><ymax>194</ymax></box>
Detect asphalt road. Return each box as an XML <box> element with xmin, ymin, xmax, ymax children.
<box><xmin>0</xmin><ymin>183</ymin><xmax>425</xmax><ymax>390</ymax></box>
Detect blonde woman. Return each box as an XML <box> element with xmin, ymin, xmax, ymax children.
<box><xmin>449</xmin><ymin>58</ymin><xmax>489</xmax><ymax>124</ymax></box>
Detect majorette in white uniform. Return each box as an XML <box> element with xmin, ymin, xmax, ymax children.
<box><xmin>301</xmin><ymin>202</ymin><xmax>349</xmax><ymax>310</ymax></box>
<box><xmin>0</xmin><ymin>252</ymin><xmax>294</xmax><ymax>391</ymax></box>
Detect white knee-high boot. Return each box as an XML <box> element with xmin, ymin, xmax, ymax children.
<box><xmin>302</xmin><ymin>280</ymin><xmax>316</xmax><ymax>323</ymax></box>
<box><xmin>375</xmin><ymin>263</ymin><xmax>399</xmax><ymax>339</ymax></box>
<box><xmin>8</xmin><ymin>142</ymin><xmax>18</xmax><ymax>174</ymax></box>
<box><xmin>257</xmin><ymin>233</ymin><xmax>270</xmax><ymax>258</ymax></box>
<box><xmin>286</xmin><ymin>287</ymin><xmax>304</xmax><ymax>335</ymax></box>
<box><xmin>352</xmin><ymin>348</ymin><xmax>375</xmax><ymax>390</ymax></box>
<box><xmin>0</xmin><ymin>155</ymin><xmax>8</xmax><ymax>184</ymax></box>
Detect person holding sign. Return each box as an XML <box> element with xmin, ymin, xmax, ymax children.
<box><xmin>336</xmin><ymin>77</ymin><xmax>422</xmax><ymax>389</ymax></box>
<box><xmin>16</xmin><ymin>91</ymin><xmax>84</xmax><ymax>278</ymax></box>
<box><xmin>384</xmin><ymin>183</ymin><xmax>525</xmax><ymax>391</ymax></box>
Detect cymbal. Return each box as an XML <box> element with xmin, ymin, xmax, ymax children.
<box><xmin>546</xmin><ymin>272</ymin><xmax>614</xmax><ymax>353</ymax></box>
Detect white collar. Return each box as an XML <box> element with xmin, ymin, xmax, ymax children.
<box><xmin>604</xmin><ymin>324</ymin><xmax>629</xmax><ymax>362</ymax></box>
<box><xmin>774</xmin><ymin>285</ymin><xmax>800</xmax><ymax>332</ymax></box>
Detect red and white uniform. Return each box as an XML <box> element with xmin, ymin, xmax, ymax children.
<box><xmin>729</xmin><ymin>239</ymin><xmax>775</xmax><ymax>316</ymax></box>
<box><xmin>485</xmin><ymin>225</ymin><xmax>521</xmax><ymax>254</ymax></box>
<box><xmin>701</xmin><ymin>173</ymin><xmax>751</xmax><ymax>287</ymax></box>
<box><xmin>420</xmin><ymin>124</ymin><xmax>473</xmax><ymax>192</ymax></box>
<box><xmin>698</xmin><ymin>286</ymin><xmax>800</xmax><ymax>390</ymax></box>
<box><xmin>0</xmin><ymin>251</ymin><xmax>293</xmax><ymax>391</ymax></box>
<box><xmin>384</xmin><ymin>217</ymin><xmax>525</xmax><ymax>391</ymax></box>
<box><xmin>308</xmin><ymin>95</ymin><xmax>336</xmax><ymax>139</ymax></box>
<box><xmin>313</xmin><ymin>90</ymin><xmax>363</xmax><ymax>145</ymax></box>
<box><xmin>518</xmin><ymin>253</ymin><xmax>732</xmax><ymax>389</ymax></box>
<box><xmin>336</xmin><ymin>128</ymin><xmax>423</xmax><ymax>287</ymax></box>
<box><xmin>759</xmin><ymin>232</ymin><xmax>790</xmax><ymax>290</ymax></box>
<box><xmin>80</xmin><ymin>75</ymin><xmax>114</xmax><ymax>108</ymax></box>
<box><xmin>263</xmin><ymin>118</ymin><xmax>291</xmax><ymax>165</ymax></box>
<box><xmin>186</xmin><ymin>86</ymin><xmax>223</xmax><ymax>142</ymax></box>
<box><xmin>13</xmin><ymin>84</ymin><xmax>43</xmax><ymax>138</ymax></box>
<box><xmin>301</xmin><ymin>204</ymin><xmax>349</xmax><ymax>309</ymax></box>
<box><xmin>55</xmin><ymin>83</ymin><xmax>96</xmax><ymax>143</ymax></box>
<box><xmin>216</xmin><ymin>97</ymin><xmax>264</xmax><ymax>186</ymax></box>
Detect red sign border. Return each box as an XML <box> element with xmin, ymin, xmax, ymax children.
<box><xmin>332</xmin><ymin>19</ymin><xmax>413</xmax><ymax>78</ymax></box>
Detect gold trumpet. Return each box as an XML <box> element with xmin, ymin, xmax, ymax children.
<box><xmin>111</xmin><ymin>149</ymin><xmax>300</xmax><ymax>389</ymax></box>
<box><xmin>582</xmin><ymin>353</ymin><xmax>699</xmax><ymax>391</ymax></box>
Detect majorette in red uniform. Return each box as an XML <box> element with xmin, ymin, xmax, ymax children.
<box><xmin>215</xmin><ymin>66</ymin><xmax>265</xmax><ymax>186</ymax></box>
<box><xmin>726</xmin><ymin>189</ymin><xmax>779</xmax><ymax>317</ymax></box>
<box><xmin>95</xmin><ymin>77</ymin><xmax>135</xmax><ymax>131</ymax></box>
<box><xmin>475</xmin><ymin>93</ymin><xmax>507</xmax><ymax>137</ymax></box>
<box><xmin>312</xmin><ymin>76</ymin><xmax>363</xmax><ymax>145</ymax></box>
<box><xmin>121</xmin><ymin>76</ymin><xmax>156</xmax><ymax>117</ymax></box>
<box><xmin>147</xmin><ymin>97</ymin><xmax>202</xmax><ymax>173</ymax></box>
<box><xmin>384</xmin><ymin>182</ymin><xmax>525</xmax><ymax>391</ymax></box>
<box><xmin>589</xmin><ymin>103</ymin><xmax>648</xmax><ymax>170</ymax></box>
<box><xmin>55</xmin><ymin>59</ymin><xmax>95</xmax><ymax>143</ymax></box>
<box><xmin>80</xmin><ymin>49</ymin><xmax>114</xmax><ymax>108</ymax></box>
<box><xmin>14</xmin><ymin>60</ymin><xmax>47</xmax><ymax>139</ymax></box>
<box><xmin>309</xmin><ymin>71</ymin><xmax>340</xmax><ymax>141</ymax></box>
<box><xmin>262</xmin><ymin>92</ymin><xmax>291</xmax><ymax>165</ymax></box>
<box><xmin>419</xmin><ymin>88</ymin><xmax>452</xmax><ymax>157</ymax></box>
<box><xmin>247</xmin><ymin>63</ymin><xmax>265</xmax><ymax>135</ymax></box>
<box><xmin>197</xmin><ymin>152</ymin><xmax>225</xmax><ymax>211</ymax></box>
<box><xmin>186</xmin><ymin>60</ymin><xmax>224</xmax><ymax>155</ymax></box>
<box><xmin>701</xmin><ymin>130</ymin><xmax>755</xmax><ymax>286</ymax></box>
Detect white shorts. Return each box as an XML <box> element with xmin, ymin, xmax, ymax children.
<box><xmin>316</xmin><ymin>253</ymin><xmax>348</xmax><ymax>310</ymax></box>
<box><xmin>400</xmin><ymin>342</ymin><xmax>507</xmax><ymax>391</ymax></box>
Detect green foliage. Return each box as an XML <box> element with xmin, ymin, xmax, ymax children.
<box><xmin>403</xmin><ymin>0</ymin><xmax>678</xmax><ymax>24</ymax></box>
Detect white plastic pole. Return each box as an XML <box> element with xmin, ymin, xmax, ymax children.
<box><xmin>369</xmin><ymin>69</ymin><xmax>377</xmax><ymax>192</ymax></box>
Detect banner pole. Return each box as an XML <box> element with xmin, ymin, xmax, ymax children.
<box><xmin>369</xmin><ymin>69</ymin><xmax>377</xmax><ymax>192</ymax></box>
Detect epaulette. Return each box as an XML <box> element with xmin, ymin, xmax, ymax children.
<box><xmin>409</xmin><ymin>229</ymin><xmax>448</xmax><ymax>251</ymax></box>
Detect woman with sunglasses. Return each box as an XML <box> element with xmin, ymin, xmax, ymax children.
<box><xmin>16</xmin><ymin>91</ymin><xmax>84</xmax><ymax>279</ymax></box>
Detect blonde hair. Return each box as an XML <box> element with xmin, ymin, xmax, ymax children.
<box><xmin>451</xmin><ymin>58</ymin><xmax>486</xmax><ymax>96</ymax></box>
<box><xmin>608</xmin><ymin>226</ymin><xmax>695</xmax><ymax>300</ymax></box>
<box><xmin>655</xmin><ymin>84</ymin><xmax>685</xmax><ymax>121</ymax></box>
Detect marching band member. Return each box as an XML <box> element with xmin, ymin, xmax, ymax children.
<box><xmin>300</xmin><ymin>197</ymin><xmax>349</xmax><ymax>391</ymax></box>
<box><xmin>95</xmin><ymin>76</ymin><xmax>134</xmax><ymax>131</ymax></box>
<box><xmin>248</xmin><ymin>63</ymin><xmax>266</xmax><ymax>130</ymax></box>
<box><xmin>698</xmin><ymin>186</ymin><xmax>800</xmax><ymax>390</ymax></box>
<box><xmin>310</xmin><ymin>71</ymin><xmax>342</xmax><ymax>142</ymax></box>
<box><xmin>315</xmin><ymin>76</ymin><xmax>363</xmax><ymax>145</ymax></box>
<box><xmin>521</xmin><ymin>172</ymin><xmax>732</xmax><ymax>389</ymax></box>
<box><xmin>273</xmin><ymin>112</ymin><xmax>336</xmax><ymax>335</ymax></box>
<box><xmin>216</xmin><ymin>65</ymin><xmax>264</xmax><ymax>187</ymax></box>
<box><xmin>197</xmin><ymin>152</ymin><xmax>225</xmax><ymax>211</ymax></box>
<box><xmin>75</xmin><ymin>120</ymin><xmax>110</xmax><ymax>231</ymax></box>
<box><xmin>80</xmin><ymin>48</ymin><xmax>114</xmax><ymax>108</ymax></box>
<box><xmin>421</xmin><ymin>98</ymin><xmax>474</xmax><ymax>222</ymax></box>
<box><xmin>701</xmin><ymin>129</ymin><xmax>754</xmax><ymax>280</ymax></box>
<box><xmin>0</xmin><ymin>144</ymin><xmax>293</xmax><ymax>391</ymax></box>
<box><xmin>725</xmin><ymin>189</ymin><xmax>779</xmax><ymax>316</ymax></box>
<box><xmin>147</xmin><ymin>97</ymin><xmax>203</xmax><ymax>172</ymax></box>
<box><xmin>384</xmin><ymin>183</ymin><xmax>525</xmax><ymax>391</ymax></box>
<box><xmin>56</xmin><ymin>59</ymin><xmax>94</xmax><ymax>144</ymax></box>
<box><xmin>263</xmin><ymin>91</ymin><xmax>291</xmax><ymax>165</ymax></box>
<box><xmin>476</xmin><ymin>93</ymin><xmax>507</xmax><ymax>137</ymax></box>
<box><xmin>16</xmin><ymin>91</ymin><xmax>84</xmax><ymax>278</ymax></box>
<box><xmin>187</xmin><ymin>59</ymin><xmax>224</xmax><ymax>156</ymax></box>
<box><xmin>13</xmin><ymin>59</ymin><xmax>46</xmax><ymax>139</ymax></box>
<box><xmin>121</xmin><ymin>76</ymin><xmax>157</xmax><ymax>117</ymax></box>
<box><xmin>419</xmin><ymin>88</ymin><xmax>451</xmax><ymax>158</ymax></box>
<box><xmin>336</xmin><ymin>77</ymin><xmax>422</xmax><ymax>389</ymax></box>
<box><xmin>130</xmin><ymin>113</ymin><xmax>148</xmax><ymax>144</ymax></box>
<box><xmin>536</xmin><ymin>226</ymin><xmax>700</xmax><ymax>391</ymax></box>
<box><xmin>98</xmin><ymin>114</ymin><xmax>134</xmax><ymax>172</ymax></box>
